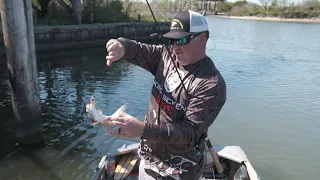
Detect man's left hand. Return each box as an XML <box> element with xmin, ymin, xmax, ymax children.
<box><xmin>105</xmin><ymin>113</ymin><xmax>145</xmax><ymax>138</ymax></box>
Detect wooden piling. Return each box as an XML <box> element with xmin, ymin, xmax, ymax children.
<box><xmin>0</xmin><ymin>0</ymin><xmax>44</xmax><ymax>146</ymax></box>
<box><xmin>71</xmin><ymin>0</ymin><xmax>82</xmax><ymax>24</ymax></box>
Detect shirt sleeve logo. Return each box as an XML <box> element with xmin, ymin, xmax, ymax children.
<box><xmin>164</xmin><ymin>69</ymin><xmax>184</xmax><ymax>93</ymax></box>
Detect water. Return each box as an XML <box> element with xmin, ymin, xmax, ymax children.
<box><xmin>0</xmin><ymin>17</ymin><xmax>319</xmax><ymax>180</ymax></box>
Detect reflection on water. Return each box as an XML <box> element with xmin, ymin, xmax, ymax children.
<box><xmin>1</xmin><ymin>17</ymin><xmax>320</xmax><ymax>180</ymax></box>
<box><xmin>0</xmin><ymin>47</ymin><xmax>153</xmax><ymax>179</ymax></box>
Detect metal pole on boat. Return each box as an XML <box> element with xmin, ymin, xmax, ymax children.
<box><xmin>205</xmin><ymin>138</ymin><xmax>224</xmax><ymax>174</ymax></box>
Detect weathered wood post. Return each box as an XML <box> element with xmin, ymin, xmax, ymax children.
<box><xmin>203</xmin><ymin>0</ymin><xmax>205</xmax><ymax>10</ymax></box>
<box><xmin>214</xmin><ymin>0</ymin><xmax>217</xmax><ymax>15</ymax></box>
<box><xmin>71</xmin><ymin>0</ymin><xmax>82</xmax><ymax>25</ymax></box>
<box><xmin>90</xmin><ymin>13</ymin><xmax>94</xmax><ymax>23</ymax></box>
<box><xmin>0</xmin><ymin>0</ymin><xmax>44</xmax><ymax>147</ymax></box>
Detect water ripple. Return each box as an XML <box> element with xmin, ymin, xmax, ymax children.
<box><xmin>1</xmin><ymin>18</ymin><xmax>320</xmax><ymax>180</ymax></box>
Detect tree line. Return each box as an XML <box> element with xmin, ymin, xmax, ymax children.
<box><xmin>216</xmin><ymin>0</ymin><xmax>320</xmax><ymax>19</ymax></box>
<box><xmin>30</xmin><ymin>0</ymin><xmax>226</xmax><ymax>25</ymax></box>
<box><xmin>30</xmin><ymin>0</ymin><xmax>320</xmax><ymax>26</ymax></box>
<box><xmin>31</xmin><ymin>0</ymin><xmax>127</xmax><ymax>25</ymax></box>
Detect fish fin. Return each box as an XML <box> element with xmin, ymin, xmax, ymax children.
<box><xmin>111</xmin><ymin>103</ymin><xmax>129</xmax><ymax>117</ymax></box>
<box><xmin>95</xmin><ymin>104</ymin><xmax>102</xmax><ymax>113</ymax></box>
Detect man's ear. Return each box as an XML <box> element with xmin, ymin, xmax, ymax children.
<box><xmin>199</xmin><ymin>33</ymin><xmax>207</xmax><ymax>44</ymax></box>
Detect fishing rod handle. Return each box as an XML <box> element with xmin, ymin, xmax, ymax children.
<box><xmin>205</xmin><ymin>138</ymin><xmax>224</xmax><ymax>174</ymax></box>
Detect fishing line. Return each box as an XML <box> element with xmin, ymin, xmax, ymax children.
<box><xmin>98</xmin><ymin>65</ymin><xmax>108</xmax><ymax>83</ymax></box>
<box><xmin>130</xmin><ymin>17</ymin><xmax>137</xmax><ymax>39</ymax></box>
<box><xmin>207</xmin><ymin>36</ymin><xmax>216</xmax><ymax>51</ymax></box>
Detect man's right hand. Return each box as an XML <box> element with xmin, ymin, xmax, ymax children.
<box><xmin>106</xmin><ymin>39</ymin><xmax>125</xmax><ymax>66</ymax></box>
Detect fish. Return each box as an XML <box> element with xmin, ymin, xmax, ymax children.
<box><xmin>85</xmin><ymin>96</ymin><xmax>127</xmax><ymax>126</ymax></box>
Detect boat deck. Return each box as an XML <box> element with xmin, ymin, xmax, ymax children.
<box><xmin>91</xmin><ymin>140</ymin><xmax>260</xmax><ymax>180</ymax></box>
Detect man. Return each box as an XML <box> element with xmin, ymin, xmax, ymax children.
<box><xmin>105</xmin><ymin>10</ymin><xmax>227</xmax><ymax>180</ymax></box>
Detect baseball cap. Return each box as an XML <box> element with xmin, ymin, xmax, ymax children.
<box><xmin>163</xmin><ymin>10</ymin><xmax>208</xmax><ymax>39</ymax></box>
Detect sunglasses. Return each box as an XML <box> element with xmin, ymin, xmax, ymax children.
<box><xmin>169</xmin><ymin>32</ymin><xmax>202</xmax><ymax>46</ymax></box>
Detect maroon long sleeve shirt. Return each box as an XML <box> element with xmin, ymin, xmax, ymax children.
<box><xmin>118</xmin><ymin>37</ymin><xmax>227</xmax><ymax>180</ymax></box>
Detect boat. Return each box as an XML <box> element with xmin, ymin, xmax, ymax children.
<box><xmin>91</xmin><ymin>139</ymin><xmax>260</xmax><ymax>180</ymax></box>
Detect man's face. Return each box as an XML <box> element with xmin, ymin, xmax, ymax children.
<box><xmin>171</xmin><ymin>33</ymin><xmax>204</xmax><ymax>66</ymax></box>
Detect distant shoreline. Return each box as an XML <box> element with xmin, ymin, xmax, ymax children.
<box><xmin>210</xmin><ymin>15</ymin><xmax>320</xmax><ymax>24</ymax></box>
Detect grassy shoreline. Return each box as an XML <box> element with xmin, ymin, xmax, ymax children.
<box><xmin>210</xmin><ymin>14</ymin><xmax>320</xmax><ymax>24</ymax></box>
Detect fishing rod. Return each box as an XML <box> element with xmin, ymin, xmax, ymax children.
<box><xmin>145</xmin><ymin>0</ymin><xmax>189</xmax><ymax>96</ymax></box>
<box><xmin>144</xmin><ymin>0</ymin><xmax>224</xmax><ymax>174</ymax></box>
